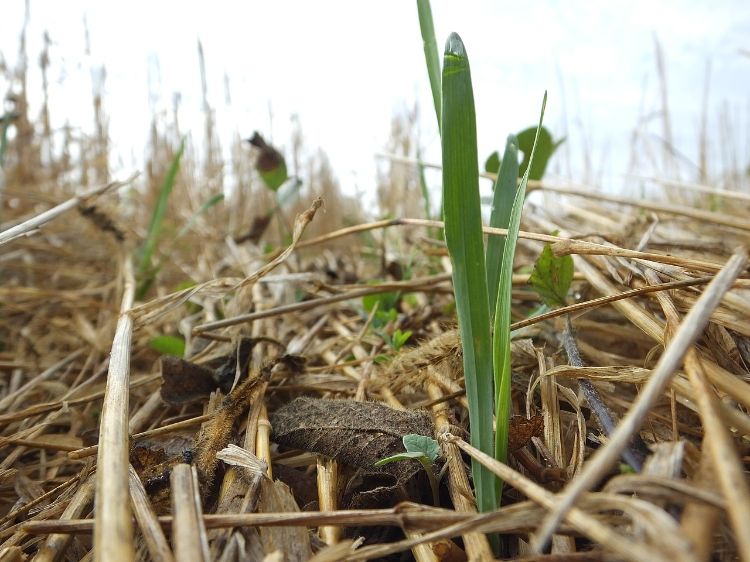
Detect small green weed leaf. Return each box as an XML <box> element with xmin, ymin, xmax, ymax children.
<box><xmin>403</xmin><ymin>434</ymin><xmax>440</xmax><ymax>463</ymax></box>
<box><xmin>259</xmin><ymin>162</ymin><xmax>288</xmax><ymax>192</ymax></box>
<box><xmin>247</xmin><ymin>132</ymin><xmax>288</xmax><ymax>191</ymax></box>
<box><xmin>484</xmin><ymin>150</ymin><xmax>501</xmax><ymax>174</ymax></box>
<box><xmin>529</xmin><ymin>244</ymin><xmax>574</xmax><ymax>308</ymax></box>
<box><xmin>362</xmin><ymin>290</ymin><xmax>399</xmax><ymax>313</ymax></box>
<box><xmin>374</xmin><ymin>451</ymin><xmax>426</xmax><ymax>467</ymax></box>
<box><xmin>517</xmin><ymin>126</ymin><xmax>562</xmax><ymax>181</ymax></box>
<box><xmin>389</xmin><ymin>329</ymin><xmax>412</xmax><ymax>351</ymax></box>
<box><xmin>149</xmin><ymin>335</ymin><xmax>186</xmax><ymax>357</ymax></box>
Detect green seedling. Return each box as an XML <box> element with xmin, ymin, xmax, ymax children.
<box><xmin>375</xmin><ymin>434</ymin><xmax>440</xmax><ymax>505</ymax></box>
<box><xmin>362</xmin><ymin>287</ymin><xmax>413</xmax><ymax>351</ymax></box>
<box><xmin>485</xmin><ymin>126</ymin><xmax>564</xmax><ymax>181</ymax></box>
<box><xmin>362</xmin><ymin>289</ymin><xmax>400</xmax><ymax>328</ymax></box>
<box><xmin>529</xmin><ymin>243</ymin><xmax>574</xmax><ymax>308</ymax></box>
<box><xmin>441</xmin><ymin>31</ymin><xmax>497</xmax><ymax>514</ymax></box>
<box><xmin>136</xmin><ymin>138</ymin><xmax>185</xmax><ymax>299</ymax></box>
<box><xmin>492</xmin><ymin>94</ymin><xmax>547</xmax><ymax>494</ymax></box>
<box><xmin>386</xmin><ymin>328</ymin><xmax>412</xmax><ymax>352</ymax></box>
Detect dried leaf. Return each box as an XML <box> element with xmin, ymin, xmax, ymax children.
<box><xmin>508</xmin><ymin>414</ymin><xmax>544</xmax><ymax>453</ymax></box>
<box><xmin>160</xmin><ymin>356</ymin><xmax>218</xmax><ymax>405</ymax></box>
<box><xmin>271</xmin><ymin>397</ymin><xmax>434</xmax><ymax>485</ymax></box>
<box><xmin>160</xmin><ymin>338</ymin><xmax>257</xmax><ymax>404</ymax></box>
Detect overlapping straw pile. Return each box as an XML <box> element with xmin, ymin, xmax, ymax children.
<box><xmin>1</xmin><ymin>137</ymin><xmax>749</xmax><ymax>562</ymax></box>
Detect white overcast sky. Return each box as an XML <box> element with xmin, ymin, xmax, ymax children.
<box><xmin>2</xmin><ymin>1</ymin><xmax>749</xmax><ymax>199</ymax></box>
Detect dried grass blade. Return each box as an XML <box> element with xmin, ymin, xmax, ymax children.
<box><xmin>532</xmin><ymin>247</ymin><xmax>748</xmax><ymax>552</ymax></box>
<box><xmin>170</xmin><ymin>464</ymin><xmax>209</xmax><ymax>562</ymax></box>
<box><xmin>684</xmin><ymin>349</ymin><xmax>750</xmax><ymax>560</ymax></box>
<box><xmin>0</xmin><ymin>174</ymin><xmax>136</xmax><ymax>246</ymax></box>
<box><xmin>441</xmin><ymin>432</ymin><xmax>679</xmax><ymax>562</ymax></box>
<box><xmin>33</xmin><ymin>473</ymin><xmax>96</xmax><ymax>562</ymax></box>
<box><xmin>129</xmin><ymin>465</ymin><xmax>175</xmax><ymax>562</ymax></box>
<box><xmin>131</xmin><ymin>197</ymin><xmax>322</xmax><ymax>327</ymax></box>
<box><xmin>94</xmin><ymin>255</ymin><xmax>136</xmax><ymax>562</ymax></box>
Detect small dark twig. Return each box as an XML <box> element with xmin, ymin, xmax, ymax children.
<box><xmin>562</xmin><ymin>316</ymin><xmax>648</xmax><ymax>471</ymax></box>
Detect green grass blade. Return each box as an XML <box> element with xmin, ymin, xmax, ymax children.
<box><xmin>492</xmin><ymin>92</ymin><xmax>547</xmax><ymax>493</ymax></box>
<box><xmin>136</xmin><ymin>138</ymin><xmax>185</xmax><ymax>299</ymax></box>
<box><xmin>486</xmin><ymin>134</ymin><xmax>519</xmax><ymax>318</ymax></box>
<box><xmin>417</xmin><ymin>0</ymin><xmax>442</xmax><ymax>133</ymax></box>
<box><xmin>174</xmin><ymin>193</ymin><xmax>224</xmax><ymax>240</ymax></box>
<box><xmin>138</xmin><ymin>192</ymin><xmax>224</xmax><ymax>299</ymax></box>
<box><xmin>417</xmin><ymin>147</ymin><xmax>432</xmax><ymax>220</ymax></box>
<box><xmin>441</xmin><ymin>32</ymin><xmax>496</xmax><ymax>514</ymax></box>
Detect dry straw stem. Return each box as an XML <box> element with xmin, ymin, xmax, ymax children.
<box><xmin>648</xmin><ymin>268</ymin><xmax>750</xmax><ymax>558</ymax></box>
<box><xmin>296</xmin><ymin>216</ymin><xmax>729</xmax><ymax>273</ymax></box>
<box><xmin>0</xmin><ymin>467</ymin><xmax>91</xmax><ymax>527</ymax></box>
<box><xmin>94</xmin><ymin>255</ymin><xmax>136</xmax><ymax>562</ymax></box>
<box><xmin>440</xmin><ymin>432</ymin><xmax>685</xmax><ymax>562</ymax></box>
<box><xmin>0</xmin><ymin>349</ymin><xmax>83</xmax><ymax>413</ymax></box>
<box><xmin>33</xmin><ymin>472</ymin><xmax>96</xmax><ymax>562</ymax></box>
<box><xmin>684</xmin><ymin>349</ymin><xmax>750</xmax><ymax>560</ymax></box>
<box><xmin>22</xmin><ymin>504</ymin><xmax>473</xmax><ymax>535</ymax></box>
<box><xmin>316</xmin><ymin>457</ymin><xmax>341</xmax><ymax>546</ymax></box>
<box><xmin>0</xmin><ymin>173</ymin><xmax>137</xmax><ymax>246</ymax></box>
<box><xmin>0</xmin><ymin>373</ymin><xmax>159</xmax><ymax>428</ymax></box>
<box><xmin>170</xmin><ymin>464</ymin><xmax>210</xmax><ymax>562</ymax></box>
<box><xmin>128</xmin><ymin>465</ymin><xmax>175</xmax><ymax>562</ymax></box>
<box><xmin>193</xmin><ymin>273</ymin><xmax>451</xmax><ymax>334</ymax></box>
<box><xmin>571</xmin><ymin>250</ymin><xmax>750</xmax><ymax>411</ymax></box>
<box><xmin>427</xmin><ymin>382</ymin><xmax>493</xmax><ymax>560</ymax></box>
<box><xmin>532</xmin><ymin>247</ymin><xmax>748</xmax><ymax>553</ymax></box>
<box><xmin>130</xmin><ymin>197</ymin><xmax>322</xmax><ymax>328</ymax></box>
<box><xmin>625</xmin><ymin>174</ymin><xmax>750</xmax><ymax>203</ymax></box>
<box><xmin>379</xmin><ymin>153</ymin><xmax>750</xmax><ymax>232</ymax></box>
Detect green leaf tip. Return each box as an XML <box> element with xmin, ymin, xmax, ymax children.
<box><xmin>445</xmin><ymin>32</ymin><xmax>466</xmax><ymax>58</ymax></box>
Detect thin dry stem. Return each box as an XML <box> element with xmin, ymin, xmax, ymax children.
<box><xmin>94</xmin><ymin>255</ymin><xmax>136</xmax><ymax>562</ymax></box>
<box><xmin>532</xmin><ymin>248</ymin><xmax>748</xmax><ymax>552</ymax></box>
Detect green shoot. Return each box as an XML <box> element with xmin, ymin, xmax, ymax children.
<box><xmin>492</xmin><ymin>93</ymin><xmax>547</xmax><ymax>492</ymax></box>
<box><xmin>136</xmin><ymin>190</ymin><xmax>223</xmax><ymax>300</ymax></box>
<box><xmin>486</xmin><ymin>135</ymin><xmax>520</xmax><ymax>317</ymax></box>
<box><xmin>387</xmin><ymin>328</ymin><xmax>412</xmax><ymax>352</ymax></box>
<box><xmin>136</xmin><ymin>138</ymin><xmax>185</xmax><ymax>299</ymax></box>
<box><xmin>441</xmin><ymin>32</ymin><xmax>497</xmax><ymax>514</ymax></box>
<box><xmin>375</xmin><ymin>434</ymin><xmax>440</xmax><ymax>505</ymax></box>
<box><xmin>416</xmin><ymin>0</ymin><xmax>442</xmax><ymax>132</ymax></box>
<box><xmin>417</xmin><ymin>147</ymin><xmax>432</xmax><ymax>221</ymax></box>
<box><xmin>362</xmin><ymin>289</ymin><xmax>399</xmax><ymax>328</ymax></box>
<box><xmin>529</xmin><ymin>243</ymin><xmax>574</xmax><ymax>308</ymax></box>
